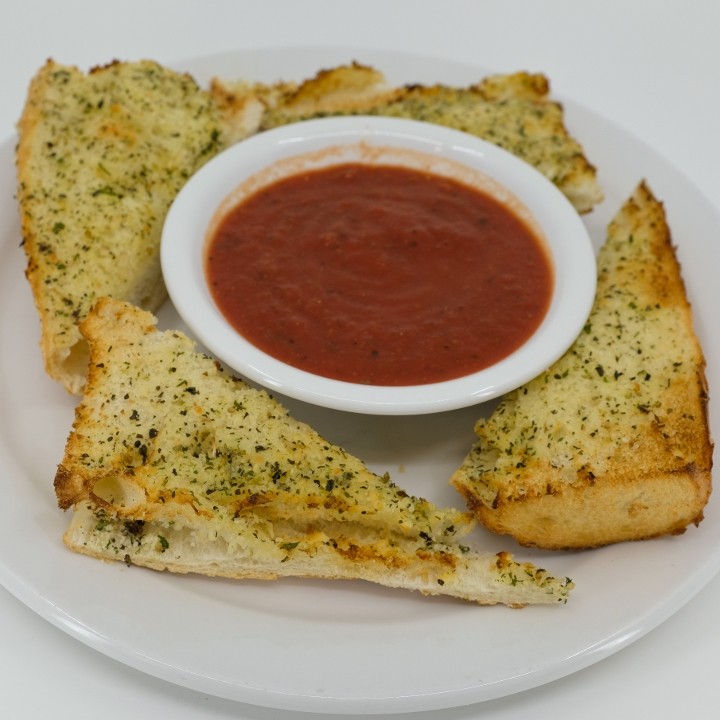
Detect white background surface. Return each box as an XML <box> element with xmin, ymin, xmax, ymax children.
<box><xmin>1</xmin><ymin>1</ymin><xmax>719</xmax><ymax>718</ymax></box>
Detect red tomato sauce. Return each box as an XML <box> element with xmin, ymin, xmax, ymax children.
<box><xmin>205</xmin><ymin>163</ymin><xmax>553</xmax><ymax>386</ymax></box>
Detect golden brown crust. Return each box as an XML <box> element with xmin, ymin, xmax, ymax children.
<box><xmin>451</xmin><ymin>182</ymin><xmax>713</xmax><ymax>549</ymax></box>
<box><xmin>16</xmin><ymin>59</ymin><xmax>224</xmax><ymax>394</ymax></box>
<box><xmin>54</xmin><ymin>297</ymin><xmax>574</xmax><ymax>604</ymax></box>
<box><xmin>210</xmin><ymin>63</ymin><xmax>603</xmax><ymax>213</ymax></box>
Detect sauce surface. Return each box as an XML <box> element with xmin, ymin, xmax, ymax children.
<box><xmin>206</xmin><ymin>163</ymin><xmax>553</xmax><ymax>386</ymax></box>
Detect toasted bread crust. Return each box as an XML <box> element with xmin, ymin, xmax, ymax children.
<box><xmin>54</xmin><ymin>298</ymin><xmax>573</xmax><ymax>605</ymax></box>
<box><xmin>451</xmin><ymin>183</ymin><xmax>712</xmax><ymax>549</ymax></box>
<box><xmin>211</xmin><ymin>63</ymin><xmax>603</xmax><ymax>213</ymax></box>
<box><xmin>16</xmin><ymin>59</ymin><xmax>223</xmax><ymax>394</ymax></box>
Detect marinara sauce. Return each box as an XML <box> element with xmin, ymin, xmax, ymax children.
<box><xmin>205</xmin><ymin>163</ymin><xmax>553</xmax><ymax>386</ymax></box>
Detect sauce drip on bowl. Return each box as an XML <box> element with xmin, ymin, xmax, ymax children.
<box><xmin>205</xmin><ymin>162</ymin><xmax>553</xmax><ymax>386</ymax></box>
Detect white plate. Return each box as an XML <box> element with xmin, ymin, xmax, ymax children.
<box><xmin>0</xmin><ymin>47</ymin><xmax>718</xmax><ymax>715</ymax></box>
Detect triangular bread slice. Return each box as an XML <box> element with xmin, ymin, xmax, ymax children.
<box><xmin>451</xmin><ymin>183</ymin><xmax>713</xmax><ymax>549</ymax></box>
<box><xmin>211</xmin><ymin>62</ymin><xmax>603</xmax><ymax>214</ymax></box>
<box><xmin>54</xmin><ymin>298</ymin><xmax>573</xmax><ymax>606</ymax></box>
<box><xmin>16</xmin><ymin>59</ymin><xmax>224</xmax><ymax>394</ymax></box>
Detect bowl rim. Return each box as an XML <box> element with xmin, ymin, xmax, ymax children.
<box><xmin>161</xmin><ymin>115</ymin><xmax>596</xmax><ymax>415</ymax></box>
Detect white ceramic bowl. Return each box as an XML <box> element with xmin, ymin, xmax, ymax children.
<box><xmin>161</xmin><ymin>116</ymin><xmax>596</xmax><ymax>415</ymax></box>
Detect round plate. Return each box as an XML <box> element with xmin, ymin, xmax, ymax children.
<box><xmin>0</xmin><ymin>47</ymin><xmax>718</xmax><ymax>715</ymax></box>
<box><xmin>162</xmin><ymin>115</ymin><xmax>595</xmax><ymax>414</ymax></box>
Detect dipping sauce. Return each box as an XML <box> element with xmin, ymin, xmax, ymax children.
<box><xmin>205</xmin><ymin>163</ymin><xmax>553</xmax><ymax>386</ymax></box>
